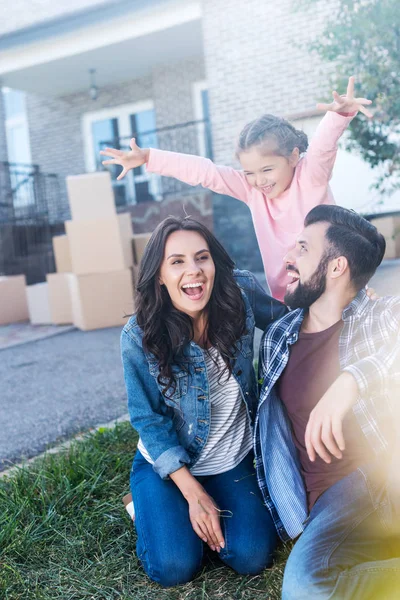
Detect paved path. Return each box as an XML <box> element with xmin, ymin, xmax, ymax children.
<box><xmin>0</xmin><ymin>326</ymin><xmax>127</xmax><ymax>470</ymax></box>
<box><xmin>1</xmin><ymin>259</ymin><xmax>399</xmax><ymax>472</ymax></box>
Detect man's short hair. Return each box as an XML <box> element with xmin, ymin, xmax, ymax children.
<box><xmin>305</xmin><ymin>205</ymin><xmax>386</xmax><ymax>291</ymax></box>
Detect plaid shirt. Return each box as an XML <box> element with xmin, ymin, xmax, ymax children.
<box><xmin>254</xmin><ymin>289</ymin><xmax>400</xmax><ymax>541</ymax></box>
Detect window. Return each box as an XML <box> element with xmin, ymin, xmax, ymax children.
<box><xmin>82</xmin><ymin>102</ymin><xmax>161</xmax><ymax>206</ymax></box>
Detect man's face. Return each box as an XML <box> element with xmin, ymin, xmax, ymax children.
<box><xmin>284</xmin><ymin>222</ymin><xmax>331</xmax><ymax>309</ymax></box>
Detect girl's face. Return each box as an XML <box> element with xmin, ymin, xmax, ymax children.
<box><xmin>159</xmin><ymin>230</ymin><xmax>216</xmax><ymax>320</ymax></box>
<box><xmin>239</xmin><ymin>146</ymin><xmax>299</xmax><ymax>199</ymax></box>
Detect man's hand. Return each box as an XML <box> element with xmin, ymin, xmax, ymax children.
<box><xmin>316</xmin><ymin>76</ymin><xmax>373</xmax><ymax>118</ymax></box>
<box><xmin>100</xmin><ymin>138</ymin><xmax>149</xmax><ymax>180</ymax></box>
<box><xmin>305</xmin><ymin>371</ymin><xmax>359</xmax><ymax>463</ymax></box>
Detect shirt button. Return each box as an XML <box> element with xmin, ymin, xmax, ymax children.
<box><xmin>236</xmin><ymin>369</ymin><xmax>243</xmax><ymax>376</ymax></box>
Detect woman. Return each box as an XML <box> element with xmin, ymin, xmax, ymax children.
<box><xmin>121</xmin><ymin>216</ymin><xmax>287</xmax><ymax>587</ymax></box>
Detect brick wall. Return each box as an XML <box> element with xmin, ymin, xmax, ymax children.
<box><xmin>202</xmin><ymin>0</ymin><xmax>333</xmax><ymax>167</ymax></box>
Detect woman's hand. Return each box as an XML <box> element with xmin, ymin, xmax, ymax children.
<box><xmin>170</xmin><ymin>466</ymin><xmax>225</xmax><ymax>552</ymax></box>
<box><xmin>187</xmin><ymin>489</ymin><xmax>225</xmax><ymax>552</ymax></box>
<box><xmin>100</xmin><ymin>138</ymin><xmax>149</xmax><ymax>180</ymax></box>
<box><xmin>316</xmin><ymin>76</ymin><xmax>373</xmax><ymax>118</ymax></box>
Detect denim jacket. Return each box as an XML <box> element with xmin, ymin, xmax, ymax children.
<box><xmin>121</xmin><ymin>270</ymin><xmax>287</xmax><ymax>479</ymax></box>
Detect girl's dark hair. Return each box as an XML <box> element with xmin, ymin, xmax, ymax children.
<box><xmin>135</xmin><ymin>216</ymin><xmax>247</xmax><ymax>395</ymax></box>
<box><xmin>237</xmin><ymin>114</ymin><xmax>308</xmax><ymax>158</ymax></box>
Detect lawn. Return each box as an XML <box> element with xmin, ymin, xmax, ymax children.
<box><xmin>0</xmin><ymin>422</ymin><xmax>289</xmax><ymax>599</ymax></box>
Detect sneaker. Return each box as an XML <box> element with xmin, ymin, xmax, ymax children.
<box><xmin>123</xmin><ymin>493</ymin><xmax>135</xmax><ymax>521</ymax></box>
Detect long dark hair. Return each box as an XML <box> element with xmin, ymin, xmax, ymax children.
<box><xmin>135</xmin><ymin>216</ymin><xmax>247</xmax><ymax>394</ymax></box>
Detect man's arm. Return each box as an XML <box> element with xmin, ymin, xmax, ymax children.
<box><xmin>234</xmin><ymin>270</ymin><xmax>288</xmax><ymax>331</ymax></box>
<box><xmin>305</xmin><ymin>298</ymin><xmax>400</xmax><ymax>463</ymax></box>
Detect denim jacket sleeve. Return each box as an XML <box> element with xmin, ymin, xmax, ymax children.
<box><xmin>121</xmin><ymin>327</ymin><xmax>191</xmax><ymax>479</ymax></box>
<box><xmin>233</xmin><ymin>269</ymin><xmax>288</xmax><ymax>330</ymax></box>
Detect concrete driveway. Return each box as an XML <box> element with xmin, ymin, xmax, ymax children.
<box><xmin>0</xmin><ymin>326</ymin><xmax>127</xmax><ymax>471</ymax></box>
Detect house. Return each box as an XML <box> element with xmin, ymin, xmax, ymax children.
<box><xmin>0</xmin><ymin>0</ymin><xmax>399</xmax><ymax>283</ymax></box>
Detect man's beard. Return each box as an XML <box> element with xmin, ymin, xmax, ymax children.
<box><xmin>284</xmin><ymin>254</ymin><xmax>331</xmax><ymax>309</ymax></box>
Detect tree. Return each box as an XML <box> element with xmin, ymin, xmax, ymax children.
<box><xmin>309</xmin><ymin>0</ymin><xmax>400</xmax><ymax>197</ymax></box>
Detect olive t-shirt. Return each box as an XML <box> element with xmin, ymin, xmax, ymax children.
<box><xmin>279</xmin><ymin>319</ymin><xmax>373</xmax><ymax>509</ymax></box>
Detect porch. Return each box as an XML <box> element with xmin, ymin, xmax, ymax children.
<box><xmin>0</xmin><ymin>117</ymin><xmax>213</xmax><ymax>284</ymax></box>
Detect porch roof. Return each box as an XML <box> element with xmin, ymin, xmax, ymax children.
<box><xmin>0</xmin><ymin>0</ymin><xmax>202</xmax><ymax>96</ymax></box>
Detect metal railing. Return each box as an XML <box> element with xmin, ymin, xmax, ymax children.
<box><xmin>99</xmin><ymin>119</ymin><xmax>213</xmax><ymax>205</ymax></box>
<box><xmin>0</xmin><ymin>161</ymin><xmax>64</xmax><ymax>284</ymax></box>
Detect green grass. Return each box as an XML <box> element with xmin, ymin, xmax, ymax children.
<box><xmin>0</xmin><ymin>422</ymin><xmax>290</xmax><ymax>600</ymax></box>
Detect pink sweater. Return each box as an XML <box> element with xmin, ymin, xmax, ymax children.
<box><xmin>146</xmin><ymin>112</ymin><xmax>354</xmax><ymax>301</ymax></box>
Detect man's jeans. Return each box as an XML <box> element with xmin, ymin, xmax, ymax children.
<box><xmin>282</xmin><ymin>458</ymin><xmax>400</xmax><ymax>599</ymax></box>
<box><xmin>130</xmin><ymin>450</ymin><xmax>278</xmax><ymax>587</ymax></box>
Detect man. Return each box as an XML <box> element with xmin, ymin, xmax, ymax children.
<box><xmin>255</xmin><ymin>205</ymin><xmax>400</xmax><ymax>599</ymax></box>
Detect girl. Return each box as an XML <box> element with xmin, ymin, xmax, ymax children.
<box><xmin>101</xmin><ymin>77</ymin><xmax>372</xmax><ymax>301</ymax></box>
<box><xmin>121</xmin><ymin>216</ymin><xmax>286</xmax><ymax>586</ymax></box>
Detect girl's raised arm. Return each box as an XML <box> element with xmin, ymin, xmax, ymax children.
<box><xmin>100</xmin><ymin>138</ymin><xmax>252</xmax><ymax>203</ymax></box>
<box><xmin>301</xmin><ymin>76</ymin><xmax>373</xmax><ymax>187</ymax></box>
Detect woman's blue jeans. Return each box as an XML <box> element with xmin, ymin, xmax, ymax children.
<box><xmin>130</xmin><ymin>450</ymin><xmax>278</xmax><ymax>587</ymax></box>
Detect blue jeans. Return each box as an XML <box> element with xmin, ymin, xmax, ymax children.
<box><xmin>282</xmin><ymin>459</ymin><xmax>400</xmax><ymax>599</ymax></box>
<box><xmin>130</xmin><ymin>450</ymin><xmax>278</xmax><ymax>587</ymax></box>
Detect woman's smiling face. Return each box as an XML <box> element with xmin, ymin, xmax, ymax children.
<box><xmin>159</xmin><ymin>229</ymin><xmax>216</xmax><ymax>319</ymax></box>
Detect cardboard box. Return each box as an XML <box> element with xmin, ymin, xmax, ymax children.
<box><xmin>371</xmin><ymin>216</ymin><xmax>400</xmax><ymax>259</ymax></box>
<box><xmin>46</xmin><ymin>273</ymin><xmax>73</xmax><ymax>325</ymax></box>
<box><xmin>69</xmin><ymin>269</ymin><xmax>135</xmax><ymax>331</ymax></box>
<box><xmin>371</xmin><ymin>216</ymin><xmax>400</xmax><ymax>239</ymax></box>
<box><xmin>52</xmin><ymin>235</ymin><xmax>72</xmax><ymax>273</ymax></box>
<box><xmin>66</xmin><ymin>171</ymin><xmax>116</xmax><ymax>221</ymax></box>
<box><xmin>132</xmin><ymin>232</ymin><xmax>152</xmax><ymax>265</ymax></box>
<box><xmin>0</xmin><ymin>275</ymin><xmax>29</xmax><ymax>325</ymax></box>
<box><xmin>383</xmin><ymin>237</ymin><xmax>400</xmax><ymax>260</ymax></box>
<box><xmin>65</xmin><ymin>213</ymin><xmax>133</xmax><ymax>275</ymax></box>
<box><xmin>27</xmin><ymin>282</ymin><xmax>52</xmax><ymax>325</ymax></box>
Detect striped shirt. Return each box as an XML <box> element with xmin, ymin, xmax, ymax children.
<box><xmin>191</xmin><ymin>347</ymin><xmax>252</xmax><ymax>475</ymax></box>
<box><xmin>138</xmin><ymin>347</ymin><xmax>252</xmax><ymax>476</ymax></box>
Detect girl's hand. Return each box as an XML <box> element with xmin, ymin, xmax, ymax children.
<box><xmin>100</xmin><ymin>138</ymin><xmax>149</xmax><ymax>180</ymax></box>
<box><xmin>187</xmin><ymin>489</ymin><xmax>225</xmax><ymax>553</ymax></box>
<box><xmin>316</xmin><ymin>76</ymin><xmax>373</xmax><ymax>118</ymax></box>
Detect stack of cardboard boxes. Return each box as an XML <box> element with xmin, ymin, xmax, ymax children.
<box><xmin>0</xmin><ymin>172</ymin><xmax>153</xmax><ymax>329</ymax></box>
<box><xmin>48</xmin><ymin>171</ymin><xmax>135</xmax><ymax>330</ymax></box>
<box><xmin>20</xmin><ymin>171</ymin><xmax>151</xmax><ymax>330</ymax></box>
